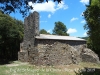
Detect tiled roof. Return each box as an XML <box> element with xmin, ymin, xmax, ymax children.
<box><xmin>36</xmin><ymin>34</ymin><xmax>86</xmax><ymax>41</ymax></box>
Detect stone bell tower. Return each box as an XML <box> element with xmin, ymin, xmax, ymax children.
<box><xmin>18</xmin><ymin>11</ymin><xmax>39</xmax><ymax>61</ymax></box>
<box><xmin>24</xmin><ymin>11</ymin><xmax>39</xmax><ymax>39</ymax></box>
<box><xmin>22</xmin><ymin>11</ymin><xmax>39</xmax><ymax>51</ymax></box>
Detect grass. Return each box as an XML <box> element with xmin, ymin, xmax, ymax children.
<box><xmin>0</xmin><ymin>61</ymin><xmax>100</xmax><ymax>75</ymax></box>
<box><xmin>0</xmin><ymin>61</ymin><xmax>57</xmax><ymax>75</ymax></box>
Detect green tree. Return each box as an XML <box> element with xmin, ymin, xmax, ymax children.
<box><xmin>84</xmin><ymin>0</ymin><xmax>100</xmax><ymax>52</ymax></box>
<box><xmin>0</xmin><ymin>11</ymin><xmax>24</xmax><ymax>61</ymax></box>
<box><xmin>0</xmin><ymin>0</ymin><xmax>62</xmax><ymax>17</ymax></box>
<box><xmin>40</xmin><ymin>29</ymin><xmax>50</xmax><ymax>34</ymax></box>
<box><xmin>52</xmin><ymin>21</ymin><xmax>69</xmax><ymax>36</ymax></box>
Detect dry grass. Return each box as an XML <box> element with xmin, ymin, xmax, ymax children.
<box><xmin>0</xmin><ymin>61</ymin><xmax>100</xmax><ymax>75</ymax></box>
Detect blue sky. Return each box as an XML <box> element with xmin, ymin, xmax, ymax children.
<box><xmin>10</xmin><ymin>0</ymin><xmax>89</xmax><ymax>37</ymax></box>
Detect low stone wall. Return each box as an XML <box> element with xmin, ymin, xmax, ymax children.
<box><xmin>20</xmin><ymin>42</ymin><xmax>99</xmax><ymax>66</ymax></box>
<box><xmin>33</xmin><ymin>42</ymin><xmax>81</xmax><ymax>65</ymax></box>
<box><xmin>18</xmin><ymin>51</ymin><xmax>28</xmax><ymax>62</ymax></box>
<box><xmin>18</xmin><ymin>40</ymin><xmax>99</xmax><ymax>66</ymax></box>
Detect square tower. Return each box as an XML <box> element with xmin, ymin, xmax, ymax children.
<box><xmin>21</xmin><ymin>11</ymin><xmax>39</xmax><ymax>52</ymax></box>
<box><xmin>18</xmin><ymin>11</ymin><xmax>39</xmax><ymax>62</ymax></box>
<box><xmin>24</xmin><ymin>11</ymin><xmax>39</xmax><ymax>41</ymax></box>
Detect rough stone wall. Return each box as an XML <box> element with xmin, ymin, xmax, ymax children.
<box><xmin>20</xmin><ymin>11</ymin><xmax>39</xmax><ymax>52</ymax></box>
<box><xmin>35</xmin><ymin>39</ymin><xmax>86</xmax><ymax>46</ymax></box>
<box><xmin>18</xmin><ymin>38</ymin><xmax>86</xmax><ymax>63</ymax></box>
<box><xmin>18</xmin><ymin>11</ymin><xmax>39</xmax><ymax>62</ymax></box>
<box><xmin>33</xmin><ymin>42</ymin><xmax>81</xmax><ymax>65</ymax></box>
<box><xmin>27</xmin><ymin>42</ymin><xmax>99</xmax><ymax>66</ymax></box>
<box><xmin>18</xmin><ymin>51</ymin><xmax>28</xmax><ymax>62</ymax></box>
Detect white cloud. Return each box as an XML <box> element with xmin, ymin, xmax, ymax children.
<box><xmin>48</xmin><ymin>14</ymin><xmax>51</xmax><ymax>18</ymax></box>
<box><xmin>83</xmin><ymin>32</ymin><xmax>87</xmax><ymax>36</ymax></box>
<box><xmin>81</xmin><ymin>20</ymin><xmax>86</xmax><ymax>23</ymax></box>
<box><xmin>28</xmin><ymin>1</ymin><xmax>68</xmax><ymax>13</ymax></box>
<box><xmin>56</xmin><ymin>1</ymin><xmax>68</xmax><ymax>10</ymax></box>
<box><xmin>70</xmin><ymin>17</ymin><xmax>78</xmax><ymax>22</ymax></box>
<box><xmin>67</xmin><ymin>28</ymin><xmax>77</xmax><ymax>34</ymax></box>
<box><xmin>40</xmin><ymin>21</ymin><xmax>47</xmax><ymax>23</ymax></box>
<box><xmin>47</xmin><ymin>29</ymin><xmax>51</xmax><ymax>33</ymax></box>
<box><xmin>80</xmin><ymin>0</ymin><xmax>89</xmax><ymax>4</ymax></box>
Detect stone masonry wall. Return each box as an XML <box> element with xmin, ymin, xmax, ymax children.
<box><xmin>33</xmin><ymin>42</ymin><xmax>81</xmax><ymax>65</ymax></box>
<box><xmin>20</xmin><ymin>11</ymin><xmax>39</xmax><ymax>52</ymax></box>
<box><xmin>28</xmin><ymin>41</ymin><xmax>99</xmax><ymax>66</ymax></box>
<box><xmin>19</xmin><ymin>38</ymin><xmax>99</xmax><ymax>65</ymax></box>
<box><xmin>35</xmin><ymin>39</ymin><xmax>86</xmax><ymax>46</ymax></box>
<box><xmin>18</xmin><ymin>38</ymin><xmax>86</xmax><ymax>63</ymax></box>
<box><xmin>18</xmin><ymin>11</ymin><xmax>39</xmax><ymax>62</ymax></box>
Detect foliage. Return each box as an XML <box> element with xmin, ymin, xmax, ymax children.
<box><xmin>0</xmin><ymin>11</ymin><xmax>24</xmax><ymax>61</ymax></box>
<box><xmin>53</xmin><ymin>21</ymin><xmax>69</xmax><ymax>36</ymax></box>
<box><xmin>86</xmin><ymin>37</ymin><xmax>94</xmax><ymax>50</ymax></box>
<box><xmin>90</xmin><ymin>0</ymin><xmax>100</xmax><ymax>7</ymax></box>
<box><xmin>78</xmin><ymin>37</ymin><xmax>88</xmax><ymax>41</ymax></box>
<box><xmin>0</xmin><ymin>0</ymin><xmax>62</xmax><ymax>17</ymax></box>
<box><xmin>83</xmin><ymin>0</ymin><xmax>100</xmax><ymax>52</ymax></box>
<box><xmin>40</xmin><ymin>29</ymin><xmax>50</xmax><ymax>34</ymax></box>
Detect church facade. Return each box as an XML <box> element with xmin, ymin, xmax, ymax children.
<box><xmin>18</xmin><ymin>11</ymin><xmax>86</xmax><ymax>65</ymax></box>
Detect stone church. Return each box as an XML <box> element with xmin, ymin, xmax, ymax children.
<box><xmin>18</xmin><ymin>11</ymin><xmax>99</xmax><ymax>65</ymax></box>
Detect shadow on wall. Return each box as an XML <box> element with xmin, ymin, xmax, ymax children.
<box><xmin>75</xmin><ymin>67</ymin><xmax>100</xmax><ymax>75</ymax></box>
